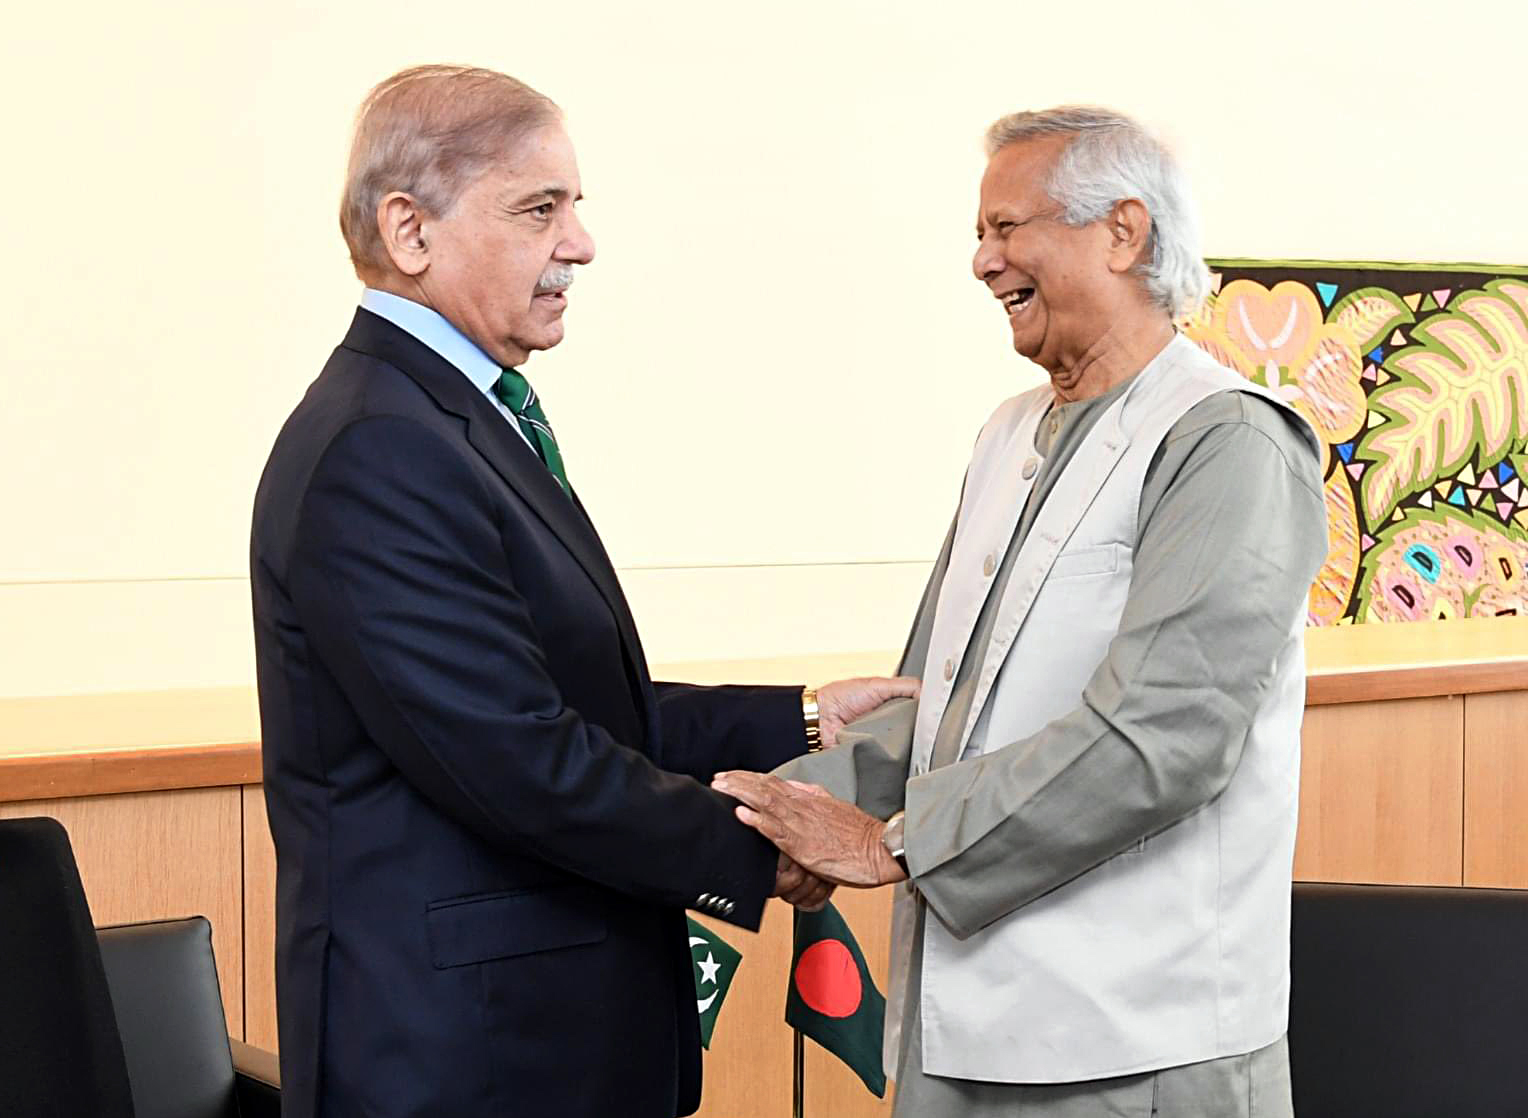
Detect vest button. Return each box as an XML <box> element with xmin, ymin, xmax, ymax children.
<box><xmin>983</xmin><ymin>553</ymin><xmax>996</xmax><ymax>577</ymax></box>
<box><xmin>943</xmin><ymin>659</ymin><xmax>955</xmax><ymax>681</ymax></box>
<box><xmin>1021</xmin><ymin>457</ymin><xmax>1038</xmax><ymax>479</ymax></box>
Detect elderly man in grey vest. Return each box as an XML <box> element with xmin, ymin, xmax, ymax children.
<box><xmin>714</xmin><ymin>106</ymin><xmax>1327</xmax><ymax>1117</ymax></box>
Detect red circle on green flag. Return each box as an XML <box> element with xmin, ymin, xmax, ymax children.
<box><xmin>794</xmin><ymin>939</ymin><xmax>862</xmax><ymax>1018</ymax></box>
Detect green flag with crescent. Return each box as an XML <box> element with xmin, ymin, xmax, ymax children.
<box><xmin>687</xmin><ymin>916</ymin><xmax>743</xmax><ymax>1048</ymax></box>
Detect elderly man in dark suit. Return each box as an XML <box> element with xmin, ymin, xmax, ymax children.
<box><xmin>250</xmin><ymin>64</ymin><xmax>913</xmax><ymax>1118</ymax></box>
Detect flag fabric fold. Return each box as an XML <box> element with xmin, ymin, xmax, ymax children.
<box><xmin>686</xmin><ymin>916</ymin><xmax>742</xmax><ymax>1049</ymax></box>
<box><xmin>785</xmin><ymin>901</ymin><xmax>888</xmax><ymax>1097</ymax></box>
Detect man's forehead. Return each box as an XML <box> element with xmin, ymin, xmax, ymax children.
<box><xmin>983</xmin><ymin>135</ymin><xmax>1066</xmax><ymax>193</ymax></box>
<box><xmin>492</xmin><ymin>125</ymin><xmax>581</xmax><ymax>193</ymax></box>
<box><xmin>979</xmin><ymin>137</ymin><xmax>1065</xmax><ymax>220</ymax></box>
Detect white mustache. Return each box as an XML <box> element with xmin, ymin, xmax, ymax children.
<box><xmin>536</xmin><ymin>265</ymin><xmax>575</xmax><ymax>293</ymax></box>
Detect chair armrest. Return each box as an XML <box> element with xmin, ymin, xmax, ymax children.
<box><xmin>229</xmin><ymin>1037</ymin><xmax>280</xmax><ymax>1118</ymax></box>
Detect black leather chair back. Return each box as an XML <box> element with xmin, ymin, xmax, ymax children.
<box><xmin>97</xmin><ymin>917</ymin><xmax>240</xmax><ymax>1118</ymax></box>
<box><xmin>0</xmin><ymin>815</ymin><xmax>136</xmax><ymax>1118</ymax></box>
<box><xmin>1290</xmin><ymin>881</ymin><xmax>1528</xmax><ymax>1117</ymax></box>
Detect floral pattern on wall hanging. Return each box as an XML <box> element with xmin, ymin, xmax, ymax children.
<box><xmin>1186</xmin><ymin>260</ymin><xmax>1528</xmax><ymax>624</ymax></box>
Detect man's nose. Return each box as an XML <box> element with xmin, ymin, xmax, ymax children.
<box><xmin>973</xmin><ymin>235</ymin><xmax>1006</xmax><ymax>285</ymax></box>
<box><xmin>559</xmin><ymin>212</ymin><xmax>595</xmax><ymax>265</ymax></box>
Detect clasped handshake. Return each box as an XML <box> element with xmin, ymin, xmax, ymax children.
<box><xmin>710</xmin><ymin>675</ymin><xmax>920</xmax><ymax>912</ymax></box>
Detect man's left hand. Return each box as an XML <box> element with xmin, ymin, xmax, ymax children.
<box><xmin>712</xmin><ymin>772</ymin><xmax>907</xmax><ymax>887</ymax></box>
<box><xmin>816</xmin><ymin>676</ymin><xmax>920</xmax><ymax>747</ymax></box>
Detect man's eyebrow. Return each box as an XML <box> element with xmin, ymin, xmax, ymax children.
<box><xmin>503</xmin><ymin>184</ymin><xmax>578</xmax><ymax>207</ymax></box>
<box><xmin>976</xmin><ymin>204</ymin><xmax>1008</xmax><ymax>235</ymax></box>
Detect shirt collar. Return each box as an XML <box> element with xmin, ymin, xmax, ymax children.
<box><xmin>360</xmin><ymin>288</ymin><xmax>502</xmax><ymax>396</ymax></box>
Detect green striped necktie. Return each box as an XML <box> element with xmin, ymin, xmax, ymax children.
<box><xmin>492</xmin><ymin>368</ymin><xmax>569</xmax><ymax>495</ymax></box>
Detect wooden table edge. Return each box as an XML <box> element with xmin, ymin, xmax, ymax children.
<box><xmin>0</xmin><ymin>740</ymin><xmax>262</xmax><ymax>803</ymax></box>
<box><xmin>1306</xmin><ymin>658</ymin><xmax>1528</xmax><ymax>705</ymax></box>
<box><xmin>4</xmin><ymin>656</ymin><xmax>1527</xmax><ymax>802</ymax></box>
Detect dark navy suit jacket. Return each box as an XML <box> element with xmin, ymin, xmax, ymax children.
<box><xmin>250</xmin><ymin>309</ymin><xmax>802</xmax><ymax>1117</ymax></box>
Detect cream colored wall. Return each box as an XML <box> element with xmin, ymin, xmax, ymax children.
<box><xmin>3</xmin><ymin>0</ymin><xmax>1524</xmax><ymax>697</ymax></box>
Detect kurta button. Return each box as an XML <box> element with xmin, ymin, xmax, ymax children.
<box><xmin>1049</xmin><ymin>416</ymin><xmax>1061</xmax><ymax>436</ymax></box>
<box><xmin>983</xmin><ymin>553</ymin><xmax>996</xmax><ymax>577</ymax></box>
<box><xmin>1022</xmin><ymin>457</ymin><xmax>1038</xmax><ymax>479</ymax></box>
<box><xmin>943</xmin><ymin>659</ymin><xmax>954</xmax><ymax>681</ymax></box>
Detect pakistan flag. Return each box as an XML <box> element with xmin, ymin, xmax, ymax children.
<box><xmin>686</xmin><ymin>916</ymin><xmax>742</xmax><ymax>1048</ymax></box>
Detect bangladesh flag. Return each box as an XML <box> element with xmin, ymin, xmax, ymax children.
<box><xmin>686</xmin><ymin>916</ymin><xmax>742</xmax><ymax>1049</ymax></box>
<box><xmin>785</xmin><ymin>901</ymin><xmax>887</xmax><ymax>1097</ymax></box>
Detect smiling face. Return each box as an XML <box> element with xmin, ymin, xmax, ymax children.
<box><xmin>409</xmin><ymin>123</ymin><xmax>595</xmax><ymax>368</ymax></box>
<box><xmin>972</xmin><ymin>135</ymin><xmax>1119</xmax><ymax>376</ymax></box>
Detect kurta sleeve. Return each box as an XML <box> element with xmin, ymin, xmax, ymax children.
<box><xmin>903</xmin><ymin>393</ymin><xmax>1328</xmax><ymax>939</ymax></box>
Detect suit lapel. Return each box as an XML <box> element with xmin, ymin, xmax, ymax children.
<box><xmin>463</xmin><ymin>403</ymin><xmax>651</xmax><ymax>684</ymax></box>
<box><xmin>340</xmin><ymin>310</ymin><xmax>652</xmax><ymax>698</ymax></box>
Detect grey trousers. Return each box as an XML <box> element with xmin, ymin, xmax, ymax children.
<box><xmin>891</xmin><ymin>907</ymin><xmax>1295</xmax><ymax>1118</ymax></box>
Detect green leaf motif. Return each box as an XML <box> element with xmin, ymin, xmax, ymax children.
<box><xmin>1357</xmin><ymin>279</ymin><xmax>1528</xmax><ymax>522</ymax></box>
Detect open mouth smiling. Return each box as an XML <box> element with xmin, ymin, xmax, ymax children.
<box><xmin>999</xmin><ymin>287</ymin><xmax>1036</xmax><ymax>316</ymax></box>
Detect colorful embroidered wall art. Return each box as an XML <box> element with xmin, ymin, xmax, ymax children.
<box><xmin>1186</xmin><ymin>260</ymin><xmax>1528</xmax><ymax>625</ymax></box>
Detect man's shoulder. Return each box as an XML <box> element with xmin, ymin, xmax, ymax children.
<box><xmin>283</xmin><ymin>339</ymin><xmax>454</xmax><ymax>447</ymax></box>
<box><xmin>254</xmin><ymin>337</ymin><xmax>464</xmax><ymax>522</ymax></box>
<box><xmin>1165</xmin><ymin>390</ymin><xmax>1324</xmax><ymax>497</ymax></box>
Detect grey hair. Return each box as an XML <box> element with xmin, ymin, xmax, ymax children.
<box><xmin>340</xmin><ymin>65</ymin><xmax>561</xmax><ymax>277</ymax></box>
<box><xmin>985</xmin><ymin>106</ymin><xmax>1209</xmax><ymax>318</ymax></box>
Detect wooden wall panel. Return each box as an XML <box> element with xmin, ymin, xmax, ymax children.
<box><xmin>0</xmin><ymin>787</ymin><xmax>245</xmax><ymax>1037</ymax></box>
<box><xmin>803</xmin><ymin>887</ymin><xmax>897</xmax><ymax>1118</ymax></box>
<box><xmin>242</xmin><ymin>785</ymin><xmax>279</xmax><ymax>1050</ymax></box>
<box><xmin>692</xmin><ymin>900</ymin><xmax>795</xmax><ymax>1118</ymax></box>
<box><xmin>1294</xmin><ymin>696</ymin><xmax>1464</xmax><ymax>885</ymax></box>
<box><xmin>1464</xmin><ymin>691</ymin><xmax>1528</xmax><ymax>887</ymax></box>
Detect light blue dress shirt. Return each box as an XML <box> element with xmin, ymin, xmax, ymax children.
<box><xmin>359</xmin><ymin>288</ymin><xmax>531</xmax><ymax>447</ymax></box>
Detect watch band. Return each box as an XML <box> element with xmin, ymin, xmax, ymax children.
<box><xmin>802</xmin><ymin>688</ymin><xmax>822</xmax><ymax>752</ymax></box>
<box><xmin>881</xmin><ymin>810</ymin><xmax>908</xmax><ymax>875</ymax></box>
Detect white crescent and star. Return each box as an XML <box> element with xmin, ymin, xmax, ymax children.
<box><xmin>690</xmin><ymin>935</ymin><xmax>723</xmax><ymax>1013</ymax></box>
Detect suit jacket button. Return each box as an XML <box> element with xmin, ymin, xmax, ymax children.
<box><xmin>722</xmin><ymin>901</ymin><xmax>735</xmax><ymax>915</ymax></box>
<box><xmin>697</xmin><ymin>893</ymin><xmax>712</xmax><ymax>906</ymax></box>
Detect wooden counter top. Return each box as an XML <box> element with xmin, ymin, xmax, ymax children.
<box><xmin>0</xmin><ymin>686</ymin><xmax>262</xmax><ymax>803</ymax></box>
<box><xmin>3</xmin><ymin>619</ymin><xmax>1526</xmax><ymax>803</ymax></box>
<box><xmin>1305</xmin><ymin>615</ymin><xmax>1528</xmax><ymax>704</ymax></box>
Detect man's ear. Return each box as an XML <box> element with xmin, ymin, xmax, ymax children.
<box><xmin>376</xmin><ymin>191</ymin><xmax>430</xmax><ymax>277</ymax></box>
<box><xmin>1105</xmin><ymin>198</ymin><xmax>1153</xmax><ymax>276</ymax></box>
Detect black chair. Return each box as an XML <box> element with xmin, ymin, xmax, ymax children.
<box><xmin>0</xmin><ymin>817</ymin><xmax>280</xmax><ymax>1118</ymax></box>
<box><xmin>0</xmin><ymin>815</ymin><xmax>136</xmax><ymax>1118</ymax></box>
<box><xmin>1289</xmin><ymin>881</ymin><xmax>1528</xmax><ymax>1117</ymax></box>
<box><xmin>98</xmin><ymin>917</ymin><xmax>280</xmax><ymax>1118</ymax></box>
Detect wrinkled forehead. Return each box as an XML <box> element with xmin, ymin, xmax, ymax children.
<box><xmin>482</xmin><ymin>123</ymin><xmax>583</xmax><ymax>199</ymax></box>
<box><xmin>979</xmin><ymin>133</ymin><xmax>1070</xmax><ymax>211</ymax></box>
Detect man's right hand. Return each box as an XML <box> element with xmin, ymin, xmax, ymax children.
<box><xmin>816</xmin><ymin>675</ymin><xmax>920</xmax><ymax>747</ymax></box>
<box><xmin>773</xmin><ymin>852</ymin><xmax>834</xmax><ymax>911</ymax></box>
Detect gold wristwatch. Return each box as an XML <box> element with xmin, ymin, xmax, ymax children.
<box><xmin>802</xmin><ymin>688</ymin><xmax>822</xmax><ymax>752</ymax></box>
